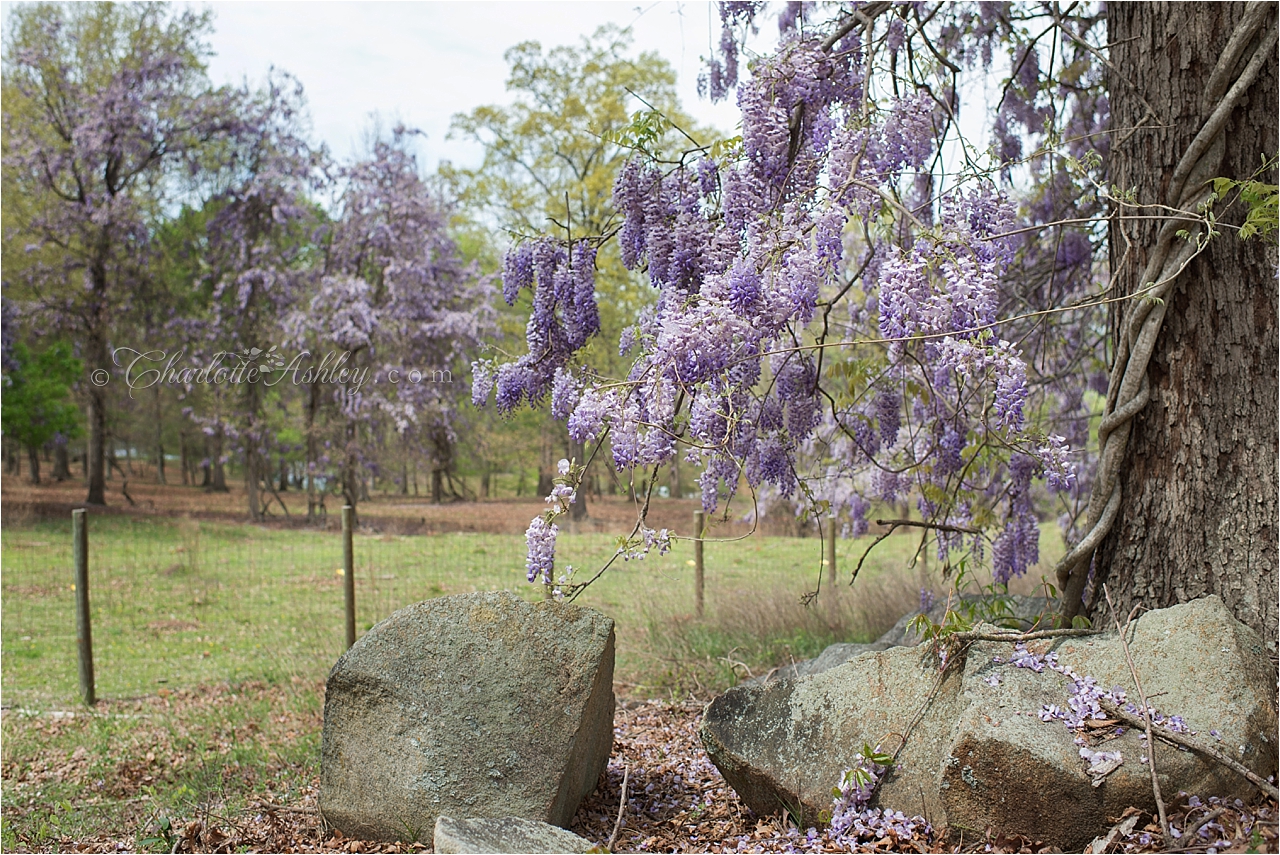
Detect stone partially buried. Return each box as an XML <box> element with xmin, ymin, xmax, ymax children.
<box><xmin>320</xmin><ymin>591</ymin><xmax>615</xmax><ymax>842</ymax></box>
<box><xmin>432</xmin><ymin>816</ymin><xmax>597</xmax><ymax>854</ymax></box>
<box><xmin>701</xmin><ymin>595</ymin><xmax>1277</xmax><ymax>851</ymax></box>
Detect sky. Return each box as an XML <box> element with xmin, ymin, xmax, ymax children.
<box><xmin>199</xmin><ymin>2</ymin><xmax>749</xmax><ymax>171</ymax></box>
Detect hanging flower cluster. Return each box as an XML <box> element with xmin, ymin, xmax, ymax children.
<box><xmin>475</xmin><ymin>3</ymin><xmax>1111</xmax><ymax>595</ymax></box>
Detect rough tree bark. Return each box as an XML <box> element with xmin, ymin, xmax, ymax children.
<box><xmin>1094</xmin><ymin>2</ymin><xmax>1278</xmax><ymax>643</ymax></box>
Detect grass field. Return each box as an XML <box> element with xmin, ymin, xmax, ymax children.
<box><xmin>0</xmin><ymin>505</ymin><xmax>1064</xmax><ymax>851</ymax></box>
<box><xmin>2</xmin><ymin>513</ymin><xmax>1009</xmax><ymax>705</ymax></box>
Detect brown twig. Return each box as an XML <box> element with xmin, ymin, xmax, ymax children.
<box><xmin>849</xmin><ymin>519</ymin><xmax>982</xmax><ymax>589</ymax></box>
<box><xmin>608</xmin><ymin>764</ymin><xmax>631</xmax><ymax>852</ymax></box>
<box><xmin>949</xmin><ymin>628</ymin><xmax>1102</xmax><ymax>643</ymax></box>
<box><xmin>1104</xmin><ymin>585</ymin><xmax>1170</xmax><ymax>842</ymax></box>
<box><xmin>1184</xmin><ymin>807</ymin><xmax>1227</xmax><ymax>842</ymax></box>
<box><xmin>1097</xmin><ymin>699</ymin><xmax>1280</xmax><ymax>802</ymax></box>
<box><xmin>874</xmin><ymin>518</ymin><xmax>982</xmax><ymax>535</ymax></box>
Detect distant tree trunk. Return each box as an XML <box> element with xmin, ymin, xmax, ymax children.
<box><xmin>26</xmin><ymin>444</ymin><xmax>41</xmax><ymax>484</ymax></box>
<box><xmin>669</xmin><ymin>453</ymin><xmax>682</xmax><ymax>499</ymax></box>
<box><xmin>279</xmin><ymin>455</ymin><xmax>289</xmax><ymax>492</ymax></box>
<box><xmin>480</xmin><ymin>469</ymin><xmax>491</xmax><ymax>499</ymax></box>
<box><xmin>52</xmin><ymin>443</ymin><xmax>71</xmax><ymax>481</ymax></box>
<box><xmin>153</xmin><ymin>385</ymin><xmax>166</xmax><ymax>485</ymax></box>
<box><xmin>304</xmin><ymin>382</ymin><xmax>319</xmax><ymax>520</ymax></box>
<box><xmin>1093</xmin><ymin>3</ymin><xmax>1278</xmax><ymax>642</ymax></box>
<box><xmin>208</xmin><ymin>429</ymin><xmax>228</xmax><ymax>492</ymax></box>
<box><xmin>179</xmin><ymin>430</ymin><xmax>190</xmax><ymax>486</ymax></box>
<box><xmin>537</xmin><ymin>418</ymin><xmax>556</xmax><ymax>498</ymax></box>
<box><xmin>245</xmin><ymin>382</ymin><xmax>263</xmax><ymax>520</ymax></box>
<box><xmin>342</xmin><ymin>419</ymin><xmax>359</xmax><ymax>515</ymax></box>
<box><xmin>85</xmin><ymin>327</ymin><xmax>107</xmax><ymax>505</ymax></box>
<box><xmin>569</xmin><ymin>438</ymin><xmax>588</xmax><ymax>521</ymax></box>
<box><xmin>246</xmin><ymin>449</ymin><xmax>262</xmax><ymax>520</ymax></box>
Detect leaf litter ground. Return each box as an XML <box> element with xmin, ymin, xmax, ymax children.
<box><xmin>3</xmin><ymin>682</ymin><xmax>1275</xmax><ymax>853</ymax></box>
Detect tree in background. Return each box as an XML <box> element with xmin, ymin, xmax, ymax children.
<box><xmin>2</xmin><ymin>2</ymin><xmax>246</xmax><ymax>505</ymax></box>
<box><xmin>1</xmin><ymin>341</ymin><xmax>82</xmax><ymax>484</ymax></box>
<box><xmin>293</xmin><ymin>126</ymin><xmax>491</xmax><ymax>517</ymax></box>
<box><xmin>201</xmin><ymin>72</ymin><xmax>321</xmax><ymax>521</ymax></box>
<box><xmin>454</xmin><ymin>25</ymin><xmax>704</xmax><ymax>516</ymax></box>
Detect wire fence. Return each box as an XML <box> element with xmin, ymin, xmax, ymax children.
<box><xmin>1</xmin><ymin>506</ymin><xmax>959</xmax><ymax>708</ymax></box>
<box><xmin>1</xmin><ymin>513</ymin><xmax>534</xmax><ymax>706</ymax></box>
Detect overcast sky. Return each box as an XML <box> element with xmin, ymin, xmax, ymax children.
<box><xmin>199</xmin><ymin>2</ymin><xmax>748</xmax><ymax>171</ymax></box>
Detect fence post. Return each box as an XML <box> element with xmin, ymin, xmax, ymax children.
<box><xmin>72</xmin><ymin>509</ymin><xmax>95</xmax><ymax>706</ymax></box>
<box><xmin>343</xmin><ymin>505</ymin><xmax>356</xmax><ymax>650</ymax></box>
<box><xmin>694</xmin><ymin>510</ymin><xmax>705</xmax><ymax>618</ymax></box>
<box><xmin>826</xmin><ymin>517</ymin><xmax>837</xmax><ymax>586</ymax></box>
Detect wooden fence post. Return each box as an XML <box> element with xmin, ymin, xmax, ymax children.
<box><xmin>826</xmin><ymin>517</ymin><xmax>837</xmax><ymax>586</ymax></box>
<box><xmin>343</xmin><ymin>505</ymin><xmax>356</xmax><ymax>650</ymax></box>
<box><xmin>72</xmin><ymin>509</ymin><xmax>95</xmax><ymax>706</ymax></box>
<box><xmin>694</xmin><ymin>510</ymin><xmax>705</xmax><ymax>618</ymax></box>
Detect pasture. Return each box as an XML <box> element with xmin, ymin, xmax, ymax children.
<box><xmin>1</xmin><ymin>483</ymin><xmax>1062</xmax><ymax>851</ymax></box>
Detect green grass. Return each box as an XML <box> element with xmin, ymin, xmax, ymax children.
<box><xmin>1</xmin><ymin>680</ymin><xmax>324</xmax><ymax>852</ymax></box>
<box><xmin>0</xmin><ymin>514</ymin><xmax>1064</xmax><ymax>850</ymax></box>
<box><xmin>0</xmin><ymin>514</ymin><xmax>954</xmax><ymax>705</ymax></box>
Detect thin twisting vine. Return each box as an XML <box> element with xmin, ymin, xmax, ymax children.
<box><xmin>1055</xmin><ymin>3</ymin><xmax>1279</xmax><ymax>623</ymax></box>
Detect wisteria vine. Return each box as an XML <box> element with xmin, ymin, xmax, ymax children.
<box><xmin>473</xmin><ymin>2</ymin><xmax>1115</xmax><ymax>600</ymax></box>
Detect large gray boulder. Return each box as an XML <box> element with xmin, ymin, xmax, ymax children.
<box><xmin>433</xmin><ymin>816</ymin><xmax>597</xmax><ymax>854</ymax></box>
<box><xmin>702</xmin><ymin>595</ymin><xmax>1277</xmax><ymax>850</ymax></box>
<box><xmin>320</xmin><ymin>591</ymin><xmax>615</xmax><ymax>842</ymax></box>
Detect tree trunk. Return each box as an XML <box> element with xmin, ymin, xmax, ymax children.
<box><xmin>569</xmin><ymin>438</ymin><xmax>588</xmax><ymax>521</ymax></box>
<box><xmin>244</xmin><ymin>382</ymin><xmax>263</xmax><ymax>520</ymax></box>
<box><xmin>342</xmin><ymin>419</ymin><xmax>359</xmax><ymax>514</ymax></box>
<box><xmin>26</xmin><ymin>444</ymin><xmax>41</xmax><ymax>484</ymax></box>
<box><xmin>153</xmin><ymin>384</ymin><xmax>166</xmax><ymax>485</ymax></box>
<box><xmin>305</xmin><ymin>383</ymin><xmax>319</xmax><ymax>520</ymax></box>
<box><xmin>537</xmin><ymin>418</ymin><xmax>556</xmax><ymax>498</ymax></box>
<box><xmin>208</xmin><ymin>429</ymin><xmax>228</xmax><ymax>492</ymax></box>
<box><xmin>1095</xmin><ymin>2</ymin><xmax>1278</xmax><ymax>642</ymax></box>
<box><xmin>86</xmin><ymin>368</ymin><xmax>107</xmax><ymax>503</ymax></box>
<box><xmin>246</xmin><ymin>447</ymin><xmax>262</xmax><ymax>520</ymax></box>
<box><xmin>52</xmin><ymin>443</ymin><xmax>71</xmax><ymax>481</ymax></box>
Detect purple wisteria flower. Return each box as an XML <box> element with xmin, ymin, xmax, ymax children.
<box><xmin>829</xmin><ymin>747</ymin><xmax>932</xmax><ymax>847</ymax></box>
<box><xmin>524</xmin><ymin>517</ymin><xmax>557</xmax><ymax>584</ymax></box>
